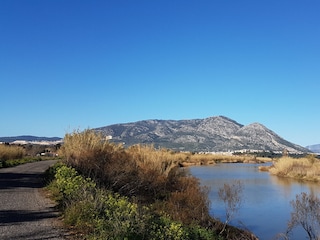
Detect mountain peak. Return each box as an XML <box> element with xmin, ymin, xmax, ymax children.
<box><xmin>243</xmin><ymin>122</ymin><xmax>268</xmax><ymax>130</ymax></box>
<box><xmin>95</xmin><ymin>116</ymin><xmax>308</xmax><ymax>153</ymax></box>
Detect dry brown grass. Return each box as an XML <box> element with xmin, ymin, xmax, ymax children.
<box><xmin>258</xmin><ymin>165</ymin><xmax>271</xmax><ymax>172</ymax></box>
<box><xmin>269</xmin><ymin>156</ymin><xmax>320</xmax><ymax>181</ymax></box>
<box><xmin>159</xmin><ymin>176</ymin><xmax>211</xmax><ymax>225</ymax></box>
<box><xmin>58</xmin><ymin>130</ymin><xmax>212</xmax><ymax>225</ymax></box>
<box><xmin>59</xmin><ymin>129</ymin><xmax>125</xmax><ymax>169</ymax></box>
<box><xmin>127</xmin><ymin>145</ymin><xmax>179</xmax><ymax>176</ymax></box>
<box><xmin>179</xmin><ymin>153</ymin><xmax>271</xmax><ymax>167</ymax></box>
<box><xmin>0</xmin><ymin>144</ymin><xmax>26</xmax><ymax>161</ymax></box>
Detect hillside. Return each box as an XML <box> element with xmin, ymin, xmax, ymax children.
<box><xmin>95</xmin><ymin>116</ymin><xmax>308</xmax><ymax>153</ymax></box>
<box><xmin>306</xmin><ymin>144</ymin><xmax>320</xmax><ymax>154</ymax></box>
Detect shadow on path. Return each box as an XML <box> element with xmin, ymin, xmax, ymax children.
<box><xmin>0</xmin><ymin>208</ymin><xmax>58</xmax><ymax>225</ymax></box>
<box><xmin>0</xmin><ymin>161</ymin><xmax>67</xmax><ymax>239</ymax></box>
<box><xmin>0</xmin><ymin>172</ymin><xmax>44</xmax><ymax>189</ymax></box>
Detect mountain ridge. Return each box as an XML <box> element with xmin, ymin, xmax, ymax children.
<box><xmin>0</xmin><ymin>135</ymin><xmax>62</xmax><ymax>143</ymax></box>
<box><xmin>306</xmin><ymin>144</ymin><xmax>320</xmax><ymax>154</ymax></box>
<box><xmin>95</xmin><ymin>116</ymin><xmax>309</xmax><ymax>153</ymax></box>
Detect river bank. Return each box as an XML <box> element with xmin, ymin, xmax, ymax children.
<box><xmin>261</xmin><ymin>155</ymin><xmax>320</xmax><ymax>182</ymax></box>
<box><xmin>49</xmin><ymin>130</ymin><xmax>259</xmax><ymax>240</ymax></box>
<box><xmin>179</xmin><ymin>153</ymin><xmax>272</xmax><ymax>167</ymax></box>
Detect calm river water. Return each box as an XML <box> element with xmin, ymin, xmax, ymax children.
<box><xmin>189</xmin><ymin>163</ymin><xmax>320</xmax><ymax>240</ymax></box>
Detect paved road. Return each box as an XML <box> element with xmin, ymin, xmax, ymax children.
<box><xmin>0</xmin><ymin>160</ymin><xmax>67</xmax><ymax>240</ymax></box>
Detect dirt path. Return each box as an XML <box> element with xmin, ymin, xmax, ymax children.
<box><xmin>0</xmin><ymin>160</ymin><xmax>67</xmax><ymax>240</ymax></box>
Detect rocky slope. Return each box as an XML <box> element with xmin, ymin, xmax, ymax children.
<box><xmin>95</xmin><ymin>116</ymin><xmax>308</xmax><ymax>153</ymax></box>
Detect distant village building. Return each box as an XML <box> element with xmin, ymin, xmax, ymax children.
<box><xmin>105</xmin><ymin>135</ymin><xmax>112</xmax><ymax>141</ymax></box>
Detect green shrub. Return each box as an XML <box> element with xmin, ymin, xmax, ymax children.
<box><xmin>92</xmin><ymin>191</ymin><xmax>143</xmax><ymax>239</ymax></box>
<box><xmin>52</xmin><ymin>129</ymin><xmax>256</xmax><ymax>239</ymax></box>
<box><xmin>187</xmin><ymin>225</ymin><xmax>220</xmax><ymax>240</ymax></box>
<box><xmin>48</xmin><ymin>164</ymin><xmax>146</xmax><ymax>238</ymax></box>
<box><xmin>64</xmin><ymin>199</ymin><xmax>97</xmax><ymax>232</ymax></box>
<box><xmin>58</xmin><ymin>130</ymin><xmax>211</xmax><ymax>224</ymax></box>
<box><xmin>53</xmin><ymin>165</ymin><xmax>96</xmax><ymax>204</ymax></box>
<box><xmin>148</xmin><ymin>215</ymin><xmax>187</xmax><ymax>240</ymax></box>
<box><xmin>44</xmin><ymin>161</ymin><xmax>65</xmax><ymax>183</ymax></box>
<box><xmin>0</xmin><ymin>156</ymin><xmax>43</xmax><ymax>168</ymax></box>
<box><xmin>47</xmin><ymin>163</ymin><xmax>223</xmax><ymax>240</ymax></box>
<box><xmin>148</xmin><ymin>215</ymin><xmax>219</xmax><ymax>240</ymax></box>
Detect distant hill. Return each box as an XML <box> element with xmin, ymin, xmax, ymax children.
<box><xmin>95</xmin><ymin>116</ymin><xmax>309</xmax><ymax>153</ymax></box>
<box><xmin>0</xmin><ymin>135</ymin><xmax>62</xmax><ymax>143</ymax></box>
<box><xmin>306</xmin><ymin>144</ymin><xmax>320</xmax><ymax>154</ymax></box>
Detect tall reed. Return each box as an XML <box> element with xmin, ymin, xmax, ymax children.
<box><xmin>58</xmin><ymin>130</ymin><xmax>212</xmax><ymax>225</ymax></box>
<box><xmin>269</xmin><ymin>156</ymin><xmax>320</xmax><ymax>181</ymax></box>
<box><xmin>127</xmin><ymin>144</ymin><xmax>179</xmax><ymax>176</ymax></box>
<box><xmin>59</xmin><ymin>129</ymin><xmax>125</xmax><ymax>171</ymax></box>
<box><xmin>0</xmin><ymin>144</ymin><xmax>25</xmax><ymax>161</ymax></box>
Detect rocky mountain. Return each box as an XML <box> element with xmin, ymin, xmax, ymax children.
<box><xmin>306</xmin><ymin>144</ymin><xmax>320</xmax><ymax>154</ymax></box>
<box><xmin>95</xmin><ymin>116</ymin><xmax>308</xmax><ymax>153</ymax></box>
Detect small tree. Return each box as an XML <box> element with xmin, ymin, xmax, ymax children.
<box><xmin>218</xmin><ymin>180</ymin><xmax>244</xmax><ymax>234</ymax></box>
<box><xmin>287</xmin><ymin>192</ymin><xmax>320</xmax><ymax>240</ymax></box>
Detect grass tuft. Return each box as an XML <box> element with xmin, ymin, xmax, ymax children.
<box><xmin>0</xmin><ymin>144</ymin><xmax>26</xmax><ymax>166</ymax></box>
<box><xmin>269</xmin><ymin>155</ymin><xmax>320</xmax><ymax>181</ymax></box>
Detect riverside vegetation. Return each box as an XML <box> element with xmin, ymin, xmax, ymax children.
<box><xmin>267</xmin><ymin>155</ymin><xmax>320</xmax><ymax>182</ymax></box>
<box><xmin>46</xmin><ymin>129</ymin><xmax>257</xmax><ymax>240</ymax></box>
<box><xmin>258</xmin><ymin>155</ymin><xmax>320</xmax><ymax>239</ymax></box>
<box><xmin>3</xmin><ymin>130</ymin><xmax>319</xmax><ymax>239</ymax></box>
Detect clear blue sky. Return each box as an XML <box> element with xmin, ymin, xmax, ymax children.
<box><xmin>1</xmin><ymin>0</ymin><xmax>319</xmax><ymax>147</ymax></box>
